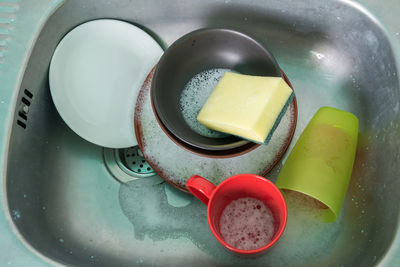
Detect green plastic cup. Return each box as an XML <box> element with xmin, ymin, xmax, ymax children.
<box><xmin>276</xmin><ymin>107</ymin><xmax>358</xmax><ymax>222</ymax></box>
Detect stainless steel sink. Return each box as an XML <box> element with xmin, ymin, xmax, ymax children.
<box><xmin>4</xmin><ymin>0</ymin><xmax>400</xmax><ymax>266</ymax></box>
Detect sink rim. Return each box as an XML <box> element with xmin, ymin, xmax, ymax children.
<box><xmin>1</xmin><ymin>0</ymin><xmax>400</xmax><ymax>266</ymax></box>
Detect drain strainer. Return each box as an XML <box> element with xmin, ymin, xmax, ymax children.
<box><xmin>103</xmin><ymin>146</ymin><xmax>159</xmax><ymax>184</ymax></box>
<box><xmin>118</xmin><ymin>146</ymin><xmax>155</xmax><ymax>176</ymax></box>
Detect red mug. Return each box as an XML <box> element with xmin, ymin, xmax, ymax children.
<box><xmin>186</xmin><ymin>174</ymin><xmax>287</xmax><ymax>256</ymax></box>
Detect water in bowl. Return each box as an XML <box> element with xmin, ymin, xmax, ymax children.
<box><xmin>179</xmin><ymin>68</ymin><xmax>237</xmax><ymax>138</ymax></box>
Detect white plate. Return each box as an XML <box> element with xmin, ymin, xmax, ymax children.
<box><xmin>49</xmin><ymin>19</ymin><xmax>163</xmax><ymax>148</ymax></box>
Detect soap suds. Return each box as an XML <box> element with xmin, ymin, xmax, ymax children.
<box><xmin>219</xmin><ymin>197</ymin><xmax>275</xmax><ymax>250</ymax></box>
<box><xmin>136</xmin><ymin>71</ymin><xmax>295</xmax><ymax>187</ymax></box>
<box><xmin>179</xmin><ymin>68</ymin><xmax>234</xmax><ymax>138</ymax></box>
<box><xmin>11</xmin><ymin>209</ymin><xmax>21</xmax><ymax>220</ymax></box>
<box><xmin>119</xmin><ymin>179</ymin><xmax>344</xmax><ymax>266</ymax></box>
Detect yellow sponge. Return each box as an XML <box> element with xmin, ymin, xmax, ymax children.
<box><xmin>197</xmin><ymin>72</ymin><xmax>293</xmax><ymax>143</ymax></box>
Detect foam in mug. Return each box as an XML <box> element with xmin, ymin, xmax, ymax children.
<box><xmin>219</xmin><ymin>197</ymin><xmax>275</xmax><ymax>250</ymax></box>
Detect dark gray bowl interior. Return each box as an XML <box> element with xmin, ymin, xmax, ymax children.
<box><xmin>152</xmin><ymin>28</ymin><xmax>282</xmax><ymax>150</ymax></box>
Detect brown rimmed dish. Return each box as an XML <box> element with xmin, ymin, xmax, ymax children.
<box><xmin>134</xmin><ymin>66</ymin><xmax>297</xmax><ymax>192</ymax></box>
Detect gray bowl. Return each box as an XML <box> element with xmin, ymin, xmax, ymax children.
<box><xmin>152</xmin><ymin>28</ymin><xmax>282</xmax><ymax>151</ymax></box>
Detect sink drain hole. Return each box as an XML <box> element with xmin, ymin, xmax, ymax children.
<box><xmin>103</xmin><ymin>146</ymin><xmax>156</xmax><ymax>183</ymax></box>
<box><xmin>118</xmin><ymin>146</ymin><xmax>155</xmax><ymax>176</ymax></box>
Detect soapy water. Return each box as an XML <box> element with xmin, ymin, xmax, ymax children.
<box><xmin>119</xmin><ymin>180</ymin><xmax>344</xmax><ymax>266</ymax></box>
<box><xmin>179</xmin><ymin>68</ymin><xmax>235</xmax><ymax>138</ymax></box>
<box><xmin>132</xmin><ymin>70</ymin><xmax>343</xmax><ymax>265</ymax></box>
<box><xmin>219</xmin><ymin>197</ymin><xmax>275</xmax><ymax>250</ymax></box>
<box><xmin>137</xmin><ymin>71</ymin><xmax>294</xmax><ymax>187</ymax></box>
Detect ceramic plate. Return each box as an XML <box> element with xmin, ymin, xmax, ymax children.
<box><xmin>49</xmin><ymin>19</ymin><xmax>163</xmax><ymax>148</ymax></box>
<box><xmin>134</xmin><ymin>67</ymin><xmax>297</xmax><ymax>192</ymax></box>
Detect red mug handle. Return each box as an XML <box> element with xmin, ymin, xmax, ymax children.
<box><xmin>186</xmin><ymin>175</ymin><xmax>216</xmax><ymax>206</ymax></box>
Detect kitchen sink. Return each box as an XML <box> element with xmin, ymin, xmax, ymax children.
<box><xmin>3</xmin><ymin>0</ymin><xmax>400</xmax><ymax>266</ymax></box>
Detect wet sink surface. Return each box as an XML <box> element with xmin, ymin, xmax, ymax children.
<box><xmin>4</xmin><ymin>0</ymin><xmax>400</xmax><ymax>266</ymax></box>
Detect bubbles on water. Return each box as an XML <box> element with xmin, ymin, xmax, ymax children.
<box><xmin>119</xmin><ymin>180</ymin><xmax>210</xmax><ymax>242</ymax></box>
<box><xmin>272</xmin><ymin>190</ymin><xmax>343</xmax><ymax>265</ymax></box>
<box><xmin>179</xmin><ymin>68</ymin><xmax>233</xmax><ymax>138</ymax></box>
<box><xmin>11</xmin><ymin>209</ymin><xmax>21</xmax><ymax>220</ymax></box>
<box><xmin>165</xmin><ymin>183</ymin><xmax>192</xmax><ymax>207</ymax></box>
<box><xmin>131</xmin><ymin>70</ymin><xmax>346</xmax><ymax>265</ymax></box>
<box><xmin>393</xmin><ymin>102</ymin><xmax>399</xmax><ymax>113</ymax></box>
<box><xmin>137</xmin><ymin>73</ymin><xmax>294</xmax><ymax>187</ymax></box>
<box><xmin>119</xmin><ymin>180</ymin><xmax>344</xmax><ymax>266</ymax></box>
<box><xmin>219</xmin><ymin>197</ymin><xmax>274</xmax><ymax>250</ymax></box>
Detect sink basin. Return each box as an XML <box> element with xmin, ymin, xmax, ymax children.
<box><xmin>3</xmin><ymin>0</ymin><xmax>400</xmax><ymax>266</ymax></box>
